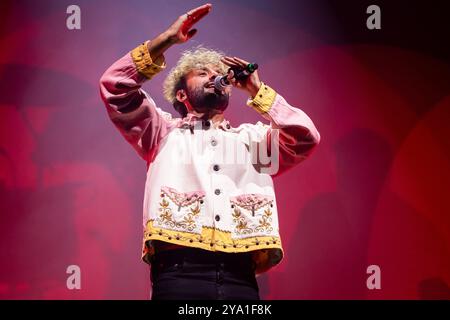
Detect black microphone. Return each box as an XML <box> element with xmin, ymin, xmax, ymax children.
<box><xmin>214</xmin><ymin>63</ymin><xmax>258</xmax><ymax>92</ymax></box>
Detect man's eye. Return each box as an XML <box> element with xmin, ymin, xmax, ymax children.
<box><xmin>199</xmin><ymin>72</ymin><xmax>207</xmax><ymax>76</ymax></box>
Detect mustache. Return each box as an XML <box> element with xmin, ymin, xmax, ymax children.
<box><xmin>204</xmin><ymin>82</ymin><xmax>227</xmax><ymax>95</ymax></box>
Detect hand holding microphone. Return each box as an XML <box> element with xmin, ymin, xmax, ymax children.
<box><xmin>214</xmin><ymin>63</ymin><xmax>258</xmax><ymax>91</ymax></box>
<box><xmin>217</xmin><ymin>56</ymin><xmax>262</xmax><ymax>98</ymax></box>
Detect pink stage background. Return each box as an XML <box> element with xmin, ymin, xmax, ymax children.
<box><xmin>0</xmin><ymin>0</ymin><xmax>449</xmax><ymax>299</ymax></box>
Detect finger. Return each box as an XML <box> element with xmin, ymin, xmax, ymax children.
<box><xmin>180</xmin><ymin>20</ymin><xmax>191</xmax><ymax>35</ymax></box>
<box><xmin>186</xmin><ymin>28</ymin><xmax>197</xmax><ymax>40</ymax></box>
<box><xmin>231</xmin><ymin>56</ymin><xmax>248</xmax><ymax>67</ymax></box>
<box><xmin>182</xmin><ymin>3</ymin><xmax>211</xmax><ymax>34</ymax></box>
<box><xmin>188</xmin><ymin>3</ymin><xmax>212</xmax><ymax>23</ymax></box>
<box><xmin>226</xmin><ymin>69</ymin><xmax>234</xmax><ymax>81</ymax></box>
<box><xmin>233</xmin><ymin>56</ymin><xmax>250</xmax><ymax>66</ymax></box>
<box><xmin>223</xmin><ymin>56</ymin><xmax>246</xmax><ymax>69</ymax></box>
<box><xmin>220</xmin><ymin>59</ymin><xmax>238</xmax><ymax>67</ymax></box>
<box><xmin>230</xmin><ymin>78</ymin><xmax>239</xmax><ymax>87</ymax></box>
<box><xmin>188</xmin><ymin>3</ymin><xmax>212</xmax><ymax>15</ymax></box>
<box><xmin>220</xmin><ymin>61</ymin><xmax>235</xmax><ymax>68</ymax></box>
<box><xmin>221</xmin><ymin>57</ymin><xmax>240</xmax><ymax>67</ymax></box>
<box><xmin>223</xmin><ymin>56</ymin><xmax>238</xmax><ymax>62</ymax></box>
<box><xmin>181</xmin><ymin>16</ymin><xmax>199</xmax><ymax>35</ymax></box>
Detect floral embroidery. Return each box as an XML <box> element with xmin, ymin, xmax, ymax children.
<box><xmin>158</xmin><ymin>198</ymin><xmax>173</xmax><ymax>223</ymax></box>
<box><xmin>156</xmin><ymin>186</ymin><xmax>205</xmax><ymax>232</ymax></box>
<box><xmin>232</xmin><ymin>207</ymin><xmax>252</xmax><ymax>234</ymax></box>
<box><xmin>162</xmin><ymin>186</ymin><xmax>204</xmax><ymax>212</ymax></box>
<box><xmin>230</xmin><ymin>194</ymin><xmax>275</xmax><ymax>236</ymax></box>
<box><xmin>231</xmin><ymin>194</ymin><xmax>273</xmax><ymax>216</ymax></box>
<box><xmin>255</xmin><ymin>208</ymin><xmax>273</xmax><ymax>233</ymax></box>
<box><xmin>142</xmin><ymin>219</ymin><xmax>283</xmax><ymax>274</ymax></box>
<box><xmin>145</xmin><ymin>219</ymin><xmax>281</xmax><ymax>250</ymax></box>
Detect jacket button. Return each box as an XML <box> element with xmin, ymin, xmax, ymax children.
<box><xmin>215</xmin><ymin>215</ymin><xmax>220</xmax><ymax>222</ymax></box>
<box><xmin>214</xmin><ymin>189</ymin><xmax>221</xmax><ymax>195</ymax></box>
<box><xmin>213</xmin><ymin>164</ymin><xmax>220</xmax><ymax>171</ymax></box>
<box><xmin>211</xmin><ymin>139</ymin><xmax>217</xmax><ymax>146</ymax></box>
<box><xmin>203</xmin><ymin>120</ymin><xmax>210</xmax><ymax>128</ymax></box>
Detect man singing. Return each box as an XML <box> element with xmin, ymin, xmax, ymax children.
<box><xmin>99</xmin><ymin>3</ymin><xmax>320</xmax><ymax>300</ymax></box>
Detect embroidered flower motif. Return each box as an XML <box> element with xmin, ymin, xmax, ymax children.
<box><xmin>190</xmin><ymin>204</ymin><xmax>201</xmax><ymax>217</ymax></box>
<box><xmin>236</xmin><ymin>220</ymin><xmax>253</xmax><ymax>234</ymax></box>
<box><xmin>255</xmin><ymin>208</ymin><xmax>273</xmax><ymax>232</ymax></box>
<box><xmin>160</xmin><ymin>198</ymin><xmax>169</xmax><ymax>208</ymax></box>
<box><xmin>159</xmin><ymin>209</ymin><xmax>173</xmax><ymax>224</ymax></box>
<box><xmin>178</xmin><ymin>215</ymin><xmax>195</xmax><ymax>229</ymax></box>
<box><xmin>156</xmin><ymin>186</ymin><xmax>205</xmax><ymax>233</ymax></box>
<box><xmin>230</xmin><ymin>193</ymin><xmax>275</xmax><ymax>236</ymax></box>
<box><xmin>162</xmin><ymin>186</ymin><xmax>205</xmax><ymax>212</ymax></box>
<box><xmin>231</xmin><ymin>194</ymin><xmax>273</xmax><ymax>216</ymax></box>
<box><xmin>232</xmin><ymin>208</ymin><xmax>242</xmax><ymax>221</ymax></box>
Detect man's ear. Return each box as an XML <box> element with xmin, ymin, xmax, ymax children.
<box><xmin>176</xmin><ymin>89</ymin><xmax>187</xmax><ymax>103</ymax></box>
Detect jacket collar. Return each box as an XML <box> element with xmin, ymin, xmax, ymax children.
<box><xmin>179</xmin><ymin>111</ymin><xmax>232</xmax><ymax>132</ymax></box>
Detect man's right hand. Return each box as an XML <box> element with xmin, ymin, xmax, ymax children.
<box><xmin>164</xmin><ymin>3</ymin><xmax>212</xmax><ymax>44</ymax></box>
<box><xmin>148</xmin><ymin>4</ymin><xmax>212</xmax><ymax>61</ymax></box>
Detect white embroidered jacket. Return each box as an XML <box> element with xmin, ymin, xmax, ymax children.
<box><xmin>99</xmin><ymin>42</ymin><xmax>321</xmax><ymax>273</ymax></box>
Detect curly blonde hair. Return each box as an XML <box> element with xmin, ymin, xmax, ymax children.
<box><xmin>163</xmin><ymin>45</ymin><xmax>228</xmax><ymax>116</ymax></box>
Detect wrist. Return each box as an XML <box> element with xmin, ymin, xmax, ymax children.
<box><xmin>147</xmin><ymin>32</ymin><xmax>177</xmax><ymax>60</ymax></box>
<box><xmin>246</xmin><ymin>82</ymin><xmax>277</xmax><ymax>115</ymax></box>
<box><xmin>161</xmin><ymin>30</ymin><xmax>178</xmax><ymax>45</ymax></box>
<box><xmin>247</xmin><ymin>80</ymin><xmax>262</xmax><ymax>98</ymax></box>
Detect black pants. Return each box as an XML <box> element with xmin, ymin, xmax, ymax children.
<box><xmin>150</xmin><ymin>248</ymin><xmax>260</xmax><ymax>300</ymax></box>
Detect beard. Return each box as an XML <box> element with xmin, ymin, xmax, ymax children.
<box><xmin>186</xmin><ymin>85</ymin><xmax>229</xmax><ymax>115</ymax></box>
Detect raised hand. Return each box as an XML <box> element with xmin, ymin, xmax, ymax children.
<box><xmin>165</xmin><ymin>3</ymin><xmax>212</xmax><ymax>44</ymax></box>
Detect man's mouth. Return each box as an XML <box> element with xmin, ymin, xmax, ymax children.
<box><xmin>204</xmin><ymin>83</ymin><xmax>224</xmax><ymax>95</ymax></box>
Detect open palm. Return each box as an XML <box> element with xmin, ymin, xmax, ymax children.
<box><xmin>166</xmin><ymin>3</ymin><xmax>212</xmax><ymax>44</ymax></box>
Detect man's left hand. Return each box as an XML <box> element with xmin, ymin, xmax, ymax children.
<box><xmin>220</xmin><ymin>56</ymin><xmax>262</xmax><ymax>98</ymax></box>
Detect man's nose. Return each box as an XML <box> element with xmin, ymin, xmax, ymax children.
<box><xmin>209</xmin><ymin>70</ymin><xmax>219</xmax><ymax>79</ymax></box>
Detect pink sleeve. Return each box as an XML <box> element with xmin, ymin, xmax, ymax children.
<box><xmin>99</xmin><ymin>52</ymin><xmax>173</xmax><ymax>161</ymax></box>
<box><xmin>264</xmin><ymin>94</ymin><xmax>321</xmax><ymax>177</ymax></box>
